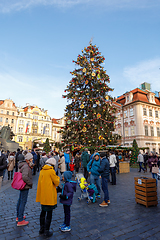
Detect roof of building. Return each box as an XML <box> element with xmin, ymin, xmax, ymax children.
<box><xmin>52</xmin><ymin>118</ymin><xmax>60</xmax><ymax>124</ymax></box>
<box><xmin>116</xmin><ymin>88</ymin><xmax>160</xmax><ymax>106</ymax></box>
<box><xmin>23</xmin><ymin>106</ymin><xmax>34</xmax><ymax>112</ymax></box>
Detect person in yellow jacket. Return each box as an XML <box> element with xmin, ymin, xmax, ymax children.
<box><xmin>36</xmin><ymin>157</ymin><xmax>60</xmax><ymax>237</ymax></box>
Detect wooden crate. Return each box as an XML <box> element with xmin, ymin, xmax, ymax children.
<box><xmin>119</xmin><ymin>162</ymin><xmax>130</xmax><ymax>173</ymax></box>
<box><xmin>134</xmin><ymin>177</ymin><xmax>157</xmax><ymax>207</ymax></box>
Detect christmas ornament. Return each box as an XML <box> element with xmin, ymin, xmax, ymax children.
<box><xmin>105</xmin><ymin>95</ymin><xmax>109</xmax><ymax>100</ymax></box>
<box><xmin>82</xmin><ymin>127</ymin><xmax>87</xmax><ymax>132</ymax></box>
<box><xmin>80</xmin><ymin>104</ymin><xmax>84</xmax><ymax>109</ymax></box>
<box><xmin>91</xmin><ymin>58</ymin><xmax>94</xmax><ymax>62</ymax></box>
<box><xmin>83</xmin><ymin>68</ymin><xmax>86</xmax><ymax>73</ymax></box>
<box><xmin>85</xmin><ymin>80</ymin><xmax>89</xmax><ymax>84</ymax></box>
<box><xmin>96</xmin><ymin>100</ymin><xmax>100</xmax><ymax>105</ymax></box>
<box><xmin>92</xmin><ymin>72</ymin><xmax>96</xmax><ymax>77</ymax></box>
<box><xmin>67</xmin><ymin>120</ymin><xmax>71</xmax><ymax>124</ymax></box>
<box><xmin>97</xmin><ymin>74</ymin><xmax>100</xmax><ymax>79</ymax></box>
<box><xmin>99</xmin><ymin>135</ymin><xmax>104</xmax><ymax>140</ymax></box>
<box><xmin>97</xmin><ymin>113</ymin><xmax>101</xmax><ymax>118</ymax></box>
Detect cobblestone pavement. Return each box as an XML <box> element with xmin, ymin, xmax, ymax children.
<box><xmin>0</xmin><ymin>168</ymin><xmax>160</xmax><ymax>240</ymax></box>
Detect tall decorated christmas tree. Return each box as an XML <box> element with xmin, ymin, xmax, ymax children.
<box><xmin>62</xmin><ymin>43</ymin><xmax>117</xmax><ymax>148</ymax></box>
<box><xmin>130</xmin><ymin>139</ymin><xmax>139</xmax><ymax>165</ymax></box>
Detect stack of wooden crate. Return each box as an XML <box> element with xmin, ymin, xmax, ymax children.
<box><xmin>134</xmin><ymin>177</ymin><xmax>158</xmax><ymax>207</ymax></box>
<box><xmin>119</xmin><ymin>161</ymin><xmax>130</xmax><ymax>173</ymax></box>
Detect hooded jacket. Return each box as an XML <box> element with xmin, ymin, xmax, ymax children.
<box><xmin>18</xmin><ymin>161</ymin><xmax>33</xmax><ymax>190</ymax></box>
<box><xmin>36</xmin><ymin>165</ymin><xmax>60</xmax><ymax>206</ymax></box>
<box><xmin>98</xmin><ymin>157</ymin><xmax>110</xmax><ymax>179</ymax></box>
<box><xmin>81</xmin><ymin>151</ymin><xmax>90</xmax><ymax>168</ymax></box>
<box><xmin>148</xmin><ymin>156</ymin><xmax>158</xmax><ymax>169</ymax></box>
<box><xmin>7</xmin><ymin>156</ymin><xmax>15</xmax><ymax>171</ymax></box>
<box><xmin>87</xmin><ymin>158</ymin><xmax>101</xmax><ymax>176</ymax></box>
<box><xmin>60</xmin><ymin>171</ymin><xmax>76</xmax><ymax>205</ymax></box>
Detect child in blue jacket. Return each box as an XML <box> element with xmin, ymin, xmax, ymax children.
<box><xmin>59</xmin><ymin>171</ymin><xmax>76</xmax><ymax>232</ymax></box>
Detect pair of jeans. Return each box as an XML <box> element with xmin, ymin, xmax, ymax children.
<box><xmin>0</xmin><ymin>176</ymin><xmax>3</xmax><ymax>190</ymax></box>
<box><xmin>40</xmin><ymin>210</ymin><xmax>53</xmax><ymax>230</ymax></box>
<box><xmin>63</xmin><ymin>205</ymin><xmax>71</xmax><ymax>226</ymax></box>
<box><xmin>17</xmin><ymin>189</ymin><xmax>29</xmax><ymax>221</ymax></box>
<box><xmin>65</xmin><ymin>163</ymin><xmax>70</xmax><ymax>171</ymax></box>
<box><xmin>8</xmin><ymin>170</ymin><xmax>13</xmax><ymax>180</ymax></box>
<box><xmin>90</xmin><ymin>174</ymin><xmax>101</xmax><ymax>195</ymax></box>
<box><xmin>139</xmin><ymin>162</ymin><xmax>145</xmax><ymax>172</ymax></box>
<box><xmin>110</xmin><ymin>167</ymin><xmax>116</xmax><ymax>185</ymax></box>
<box><xmin>152</xmin><ymin>173</ymin><xmax>158</xmax><ymax>186</ymax></box>
<box><xmin>84</xmin><ymin>167</ymin><xmax>88</xmax><ymax>181</ymax></box>
<box><xmin>102</xmin><ymin>177</ymin><xmax>109</xmax><ymax>203</ymax></box>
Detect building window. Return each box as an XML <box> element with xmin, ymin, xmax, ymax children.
<box><xmin>41</xmin><ymin>123</ymin><xmax>43</xmax><ymax>128</ymax></box>
<box><xmin>26</xmin><ymin>137</ymin><xmax>29</xmax><ymax>142</ymax></box>
<box><xmin>157</xmin><ymin>127</ymin><xmax>160</xmax><ymax>137</ymax></box>
<box><xmin>150</xmin><ymin>126</ymin><xmax>154</xmax><ymax>136</ymax></box>
<box><xmin>1</xmin><ymin>110</ymin><xmax>3</xmax><ymax>114</ymax></box>
<box><xmin>143</xmin><ymin>108</ymin><xmax>147</xmax><ymax>116</ymax></box>
<box><xmin>11</xmin><ymin>119</ymin><xmax>14</xmax><ymax>124</ymax></box>
<box><xmin>145</xmin><ymin>125</ymin><xmax>148</xmax><ymax>136</ymax></box>
<box><xmin>46</xmin><ymin>124</ymin><xmax>49</xmax><ymax>128</ymax></box>
<box><xmin>12</xmin><ymin>112</ymin><xmax>14</xmax><ymax>116</ymax></box>
<box><xmin>33</xmin><ymin>129</ymin><xmax>37</xmax><ymax>134</ymax></box>
<box><xmin>19</xmin><ymin>120</ymin><xmax>24</xmax><ymax>125</ymax></box>
<box><xmin>117</xmin><ymin>113</ymin><xmax>120</xmax><ymax>120</ymax></box>
<box><xmin>127</xmin><ymin>96</ymin><xmax>129</xmax><ymax>102</ymax></box>
<box><xmin>18</xmin><ymin>136</ymin><xmax>23</xmax><ymax>142</ymax></box>
<box><xmin>7</xmin><ymin>111</ymin><xmax>9</xmax><ymax>115</ymax></box>
<box><xmin>155</xmin><ymin>111</ymin><xmax>158</xmax><ymax>118</ymax></box>
<box><xmin>124</xmin><ymin>110</ymin><xmax>128</xmax><ymax>118</ymax></box>
<box><xmin>21</xmin><ymin>113</ymin><xmax>23</xmax><ymax>117</ymax></box>
<box><xmin>130</xmin><ymin>108</ymin><xmax>134</xmax><ymax>116</ymax></box>
<box><xmin>125</xmin><ymin>127</ymin><xmax>128</xmax><ymax>137</ymax></box>
<box><xmin>41</xmin><ymin>129</ymin><xmax>43</xmax><ymax>134</ymax></box>
<box><xmin>131</xmin><ymin>126</ymin><xmax>135</xmax><ymax>136</ymax></box>
<box><xmin>6</xmin><ymin>118</ymin><xmax>8</xmax><ymax>123</ymax></box>
<box><xmin>18</xmin><ymin>127</ymin><xmax>23</xmax><ymax>133</ymax></box>
<box><xmin>149</xmin><ymin>109</ymin><xmax>152</xmax><ymax>117</ymax></box>
<box><xmin>42</xmin><ymin>117</ymin><xmax>43</xmax><ymax>120</ymax></box>
<box><xmin>0</xmin><ymin>117</ymin><xmax>3</xmax><ymax>122</ymax></box>
<box><xmin>28</xmin><ymin>114</ymin><xmax>30</xmax><ymax>118</ymax></box>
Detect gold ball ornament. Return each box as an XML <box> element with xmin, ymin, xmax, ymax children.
<box><xmin>83</xmin><ymin>68</ymin><xmax>86</xmax><ymax>73</ymax></box>
<box><xmin>96</xmin><ymin>100</ymin><xmax>100</xmax><ymax>105</ymax></box>
<box><xmin>99</xmin><ymin>135</ymin><xmax>104</xmax><ymax>140</ymax></box>
<box><xmin>80</xmin><ymin>104</ymin><xmax>84</xmax><ymax>109</ymax></box>
<box><xmin>92</xmin><ymin>72</ymin><xmax>96</xmax><ymax>77</ymax></box>
<box><xmin>105</xmin><ymin>95</ymin><xmax>109</xmax><ymax>100</ymax></box>
<box><xmin>82</xmin><ymin>127</ymin><xmax>87</xmax><ymax>132</ymax></box>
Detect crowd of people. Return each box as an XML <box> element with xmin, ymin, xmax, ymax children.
<box><xmin>0</xmin><ymin>147</ymin><xmax>160</xmax><ymax>237</ymax></box>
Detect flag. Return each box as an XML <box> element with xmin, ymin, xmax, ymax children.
<box><xmin>25</xmin><ymin>123</ymin><xmax>29</xmax><ymax>133</ymax></box>
<box><xmin>43</xmin><ymin>126</ymin><xmax>46</xmax><ymax>134</ymax></box>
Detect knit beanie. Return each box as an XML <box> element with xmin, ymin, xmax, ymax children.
<box><xmin>25</xmin><ymin>153</ymin><xmax>33</xmax><ymax>161</ymax></box>
<box><xmin>46</xmin><ymin>157</ymin><xmax>56</xmax><ymax>166</ymax></box>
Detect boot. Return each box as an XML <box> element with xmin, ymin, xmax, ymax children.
<box><xmin>39</xmin><ymin>226</ymin><xmax>45</xmax><ymax>235</ymax></box>
<box><xmin>44</xmin><ymin>230</ymin><xmax>53</xmax><ymax>237</ymax></box>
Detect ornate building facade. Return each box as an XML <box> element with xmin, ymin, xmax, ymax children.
<box><xmin>0</xmin><ymin>99</ymin><xmax>18</xmax><ymax>139</ymax></box>
<box><xmin>114</xmin><ymin>85</ymin><xmax>160</xmax><ymax>153</ymax></box>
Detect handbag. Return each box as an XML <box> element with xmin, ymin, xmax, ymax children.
<box><xmin>11</xmin><ymin>172</ymin><xmax>26</xmax><ymax>190</ymax></box>
<box><xmin>152</xmin><ymin>166</ymin><xmax>159</xmax><ymax>174</ymax></box>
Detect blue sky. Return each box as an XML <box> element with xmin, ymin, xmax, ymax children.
<box><xmin>0</xmin><ymin>0</ymin><xmax>160</xmax><ymax>118</ymax></box>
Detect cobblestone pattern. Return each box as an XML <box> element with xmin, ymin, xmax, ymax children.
<box><xmin>0</xmin><ymin>168</ymin><xmax>160</xmax><ymax>239</ymax></box>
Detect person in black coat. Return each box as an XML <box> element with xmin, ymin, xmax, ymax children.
<box><xmin>98</xmin><ymin>152</ymin><xmax>110</xmax><ymax>207</ymax></box>
<box><xmin>0</xmin><ymin>151</ymin><xmax>7</xmax><ymax>190</ymax></box>
<box><xmin>15</xmin><ymin>148</ymin><xmax>21</xmax><ymax>172</ymax></box>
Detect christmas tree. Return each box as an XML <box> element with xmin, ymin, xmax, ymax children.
<box><xmin>62</xmin><ymin>43</ymin><xmax>117</xmax><ymax>147</ymax></box>
<box><xmin>43</xmin><ymin>138</ymin><xmax>50</xmax><ymax>154</ymax></box>
<box><xmin>130</xmin><ymin>139</ymin><xmax>139</xmax><ymax>165</ymax></box>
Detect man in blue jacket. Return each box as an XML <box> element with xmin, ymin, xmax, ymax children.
<box><xmin>98</xmin><ymin>152</ymin><xmax>110</xmax><ymax>207</ymax></box>
<box><xmin>64</xmin><ymin>150</ymin><xmax>71</xmax><ymax>171</ymax></box>
<box><xmin>87</xmin><ymin>152</ymin><xmax>101</xmax><ymax>198</ymax></box>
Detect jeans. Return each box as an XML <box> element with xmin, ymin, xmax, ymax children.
<box><xmin>139</xmin><ymin>162</ymin><xmax>145</xmax><ymax>172</ymax></box>
<box><xmin>84</xmin><ymin>167</ymin><xmax>88</xmax><ymax>181</ymax></box>
<box><xmin>65</xmin><ymin>163</ymin><xmax>70</xmax><ymax>171</ymax></box>
<box><xmin>152</xmin><ymin>173</ymin><xmax>158</xmax><ymax>186</ymax></box>
<box><xmin>0</xmin><ymin>176</ymin><xmax>3</xmax><ymax>190</ymax></box>
<box><xmin>17</xmin><ymin>189</ymin><xmax>29</xmax><ymax>221</ymax></box>
<box><xmin>110</xmin><ymin>167</ymin><xmax>116</xmax><ymax>185</ymax></box>
<box><xmin>90</xmin><ymin>174</ymin><xmax>101</xmax><ymax>195</ymax></box>
<box><xmin>3</xmin><ymin>169</ymin><xmax>6</xmax><ymax>179</ymax></box>
<box><xmin>63</xmin><ymin>205</ymin><xmax>71</xmax><ymax>226</ymax></box>
<box><xmin>40</xmin><ymin>209</ymin><xmax>53</xmax><ymax>230</ymax></box>
<box><xmin>102</xmin><ymin>177</ymin><xmax>109</xmax><ymax>203</ymax></box>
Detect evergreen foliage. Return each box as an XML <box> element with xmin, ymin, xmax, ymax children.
<box><xmin>62</xmin><ymin>43</ymin><xmax>119</xmax><ymax>147</ymax></box>
<box><xmin>130</xmin><ymin>139</ymin><xmax>139</xmax><ymax>165</ymax></box>
<box><xmin>43</xmin><ymin>138</ymin><xmax>50</xmax><ymax>153</ymax></box>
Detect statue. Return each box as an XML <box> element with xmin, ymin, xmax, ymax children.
<box><xmin>0</xmin><ymin>125</ymin><xmax>19</xmax><ymax>151</ymax></box>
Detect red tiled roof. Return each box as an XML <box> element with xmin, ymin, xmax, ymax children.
<box><xmin>23</xmin><ymin>106</ymin><xmax>34</xmax><ymax>112</ymax></box>
<box><xmin>116</xmin><ymin>88</ymin><xmax>160</xmax><ymax>106</ymax></box>
<box><xmin>0</xmin><ymin>100</ymin><xmax>4</xmax><ymax>105</ymax></box>
<box><xmin>52</xmin><ymin>118</ymin><xmax>59</xmax><ymax>124</ymax></box>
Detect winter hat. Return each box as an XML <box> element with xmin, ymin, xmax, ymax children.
<box><xmin>42</xmin><ymin>152</ymin><xmax>46</xmax><ymax>156</ymax></box>
<box><xmin>46</xmin><ymin>157</ymin><xmax>56</xmax><ymax>166</ymax></box>
<box><xmin>63</xmin><ymin>171</ymin><xmax>72</xmax><ymax>182</ymax></box>
<box><xmin>25</xmin><ymin>153</ymin><xmax>33</xmax><ymax>161</ymax></box>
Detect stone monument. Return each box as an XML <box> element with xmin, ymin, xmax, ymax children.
<box><xmin>0</xmin><ymin>125</ymin><xmax>19</xmax><ymax>151</ymax></box>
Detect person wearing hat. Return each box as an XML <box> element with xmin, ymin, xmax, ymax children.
<box><xmin>58</xmin><ymin>152</ymin><xmax>66</xmax><ymax>175</ymax></box>
<box><xmin>87</xmin><ymin>152</ymin><xmax>101</xmax><ymax>198</ymax></box>
<box><xmin>16</xmin><ymin>152</ymin><xmax>33</xmax><ymax>226</ymax></box>
<box><xmin>36</xmin><ymin>157</ymin><xmax>60</xmax><ymax>237</ymax></box>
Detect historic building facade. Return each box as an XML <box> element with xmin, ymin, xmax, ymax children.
<box><xmin>14</xmin><ymin>105</ymin><xmax>53</xmax><ymax>149</ymax></box>
<box><xmin>52</xmin><ymin>117</ymin><xmax>65</xmax><ymax>143</ymax></box>
<box><xmin>114</xmin><ymin>86</ymin><xmax>160</xmax><ymax>153</ymax></box>
<box><xmin>0</xmin><ymin>99</ymin><xmax>18</xmax><ymax>139</ymax></box>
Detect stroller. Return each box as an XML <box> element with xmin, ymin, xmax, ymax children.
<box><xmin>75</xmin><ymin>173</ymin><xmax>98</xmax><ymax>204</ymax></box>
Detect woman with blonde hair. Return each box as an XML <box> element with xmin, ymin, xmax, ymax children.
<box><xmin>7</xmin><ymin>152</ymin><xmax>15</xmax><ymax>180</ymax></box>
